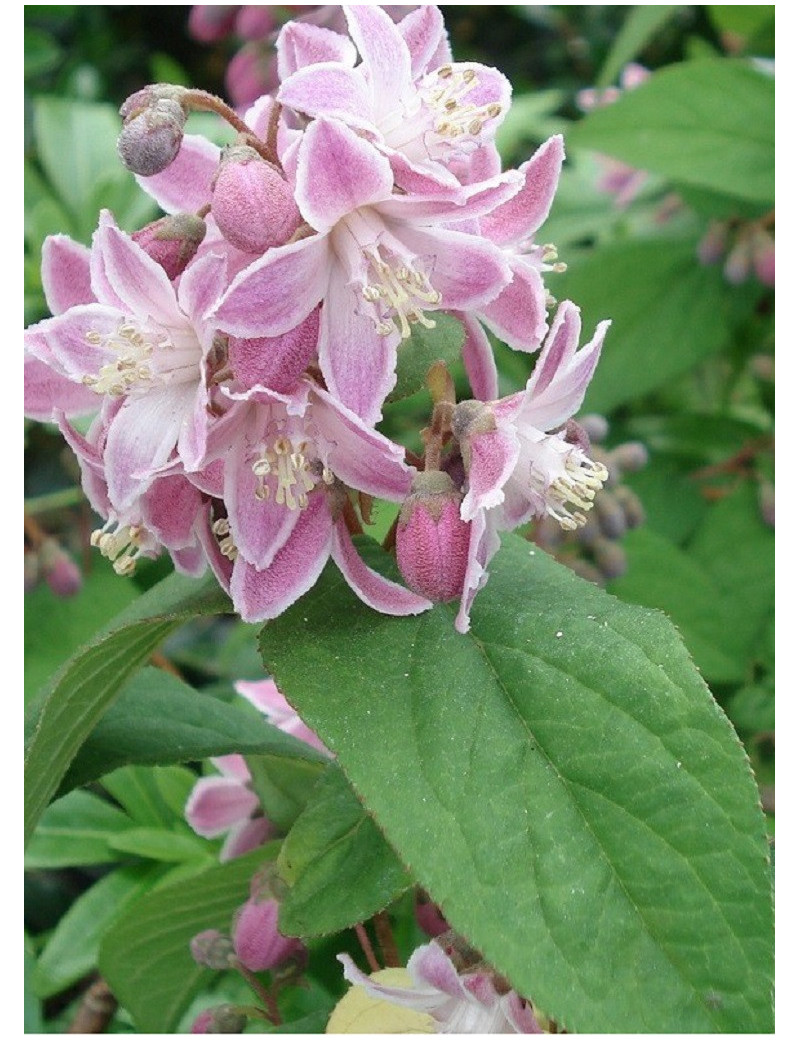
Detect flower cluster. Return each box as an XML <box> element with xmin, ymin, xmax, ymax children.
<box><xmin>24</xmin><ymin>4</ymin><xmax>610</xmax><ymax>633</ymax></box>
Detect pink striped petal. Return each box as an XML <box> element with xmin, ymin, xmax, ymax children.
<box><xmin>141</xmin><ymin>474</ymin><xmax>204</xmax><ymax>549</ymax></box>
<box><xmin>136</xmin><ymin>134</ymin><xmax>220</xmax><ymax>215</ymax></box>
<box><xmin>234</xmin><ymin>679</ymin><xmax>285</xmax><ymax>715</ymax></box>
<box><xmin>331</xmin><ymin>519</ymin><xmax>432</xmax><ymax>616</ymax></box>
<box><xmin>455</xmin><ymin>510</ymin><xmax>501</xmax><ymax>635</ymax></box>
<box><xmin>481</xmin><ymin>135</ymin><xmax>565</xmax><ymax>246</ymax></box>
<box><xmin>317</xmin><ymin>266</ymin><xmax>398</xmax><ymax>425</ymax></box>
<box><xmin>278</xmin><ymin>63</ymin><xmax>375</xmax><ymax>132</ymax></box>
<box><xmin>276</xmin><ymin>21</ymin><xmax>357</xmax><ymax>81</ymax></box>
<box><xmin>211</xmin><ymin>754</ymin><xmax>251</xmax><ymax>781</ymax></box>
<box><xmin>185</xmin><ymin>776</ymin><xmax>259</xmax><ymax>837</ymax></box>
<box><xmin>38</xmin><ymin>303</ymin><xmax>126</xmax><ymax>381</ymax></box>
<box><xmin>220</xmin><ymin>816</ymin><xmax>274</xmax><ymax>862</ymax></box>
<box><xmin>41</xmin><ymin>236</ymin><xmax>93</xmax><ymax>314</ymax></box>
<box><xmin>338</xmin><ymin>954</ymin><xmax>444</xmax><ymax>1013</ymax></box>
<box><xmin>479</xmin><ymin>258</ymin><xmax>548</xmax><ymax>352</ymax></box>
<box><xmin>214</xmin><ymin>233</ymin><xmax>330</xmax><ymax>338</ymax></box>
<box><xmin>460</xmin><ymin>428</ymin><xmax>520</xmax><ymax>521</ymax></box>
<box><xmin>229</xmin><ymin>491</ymin><xmax>334</xmax><ymax>622</ymax></box>
<box><xmin>398</xmin><ymin>5</ymin><xmax>447</xmax><ymax>78</ymax></box>
<box><xmin>460</xmin><ymin>315</ymin><xmax>499</xmax><ymax>400</ymax></box>
<box><xmin>295</xmin><ymin>118</ymin><xmax>394</xmax><ymax>232</ymax></box>
<box><xmin>177</xmin><ymin>250</ymin><xmax>228</xmax><ymax>329</ymax></box>
<box><xmin>344</xmin><ymin>4</ymin><xmax>413</xmax><ymax>107</ymax></box>
<box><xmin>24</xmin><ymin>353</ymin><xmax>98</xmax><ymax>421</ymax></box>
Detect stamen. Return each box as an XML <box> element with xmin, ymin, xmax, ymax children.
<box><xmin>211</xmin><ymin>517</ymin><xmax>238</xmax><ymax>560</ymax></box>
<box><xmin>90</xmin><ymin>520</ymin><xmax>144</xmax><ymax>575</ymax></box>
<box><xmin>542</xmin><ymin>456</ymin><xmax>609</xmax><ymax>531</ymax></box>
<box><xmin>362</xmin><ymin>250</ymin><xmax>441</xmax><ymax>339</ymax></box>
<box><xmin>252</xmin><ymin>435</ymin><xmax>316</xmax><ymax>510</ymax></box>
<box><xmin>423</xmin><ymin>66</ymin><xmax>502</xmax><ymax>144</ymax></box>
<box><xmin>83</xmin><ymin>321</ymin><xmax>160</xmax><ymax>396</ymax></box>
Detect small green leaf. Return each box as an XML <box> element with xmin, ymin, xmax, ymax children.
<box><xmin>556</xmin><ymin>239</ymin><xmax>732</xmax><ymax>413</ymax></box>
<box><xmin>25</xmin><ymin>789</ymin><xmax>134</xmax><ymax>869</ymax></box>
<box><xmin>595</xmin><ymin>6</ymin><xmax>676</xmax><ymax>87</ymax></box>
<box><xmin>259</xmin><ymin>536</ymin><xmax>773</xmax><ymax>1032</ymax></box>
<box><xmin>24</xmin><ymin>571</ymin><xmax>232</xmax><ymax>847</ymax></box>
<box><xmin>100</xmin><ymin>846</ymin><xmax>277</xmax><ymax>1033</ymax></box>
<box><xmin>570</xmin><ymin>58</ymin><xmax>774</xmax><ymax>204</ymax></box>
<box><xmin>100</xmin><ymin>765</ymin><xmax>190</xmax><ymax>828</ymax></box>
<box><xmin>60</xmin><ymin>666</ymin><xmax>328</xmax><ymax>795</ymax></box>
<box><xmin>387</xmin><ymin>314</ymin><xmax>465</xmax><ymax>404</ymax></box>
<box><xmin>245</xmin><ymin>755</ymin><xmax>327</xmax><ymax>832</ymax></box>
<box><xmin>278</xmin><ymin>765</ymin><xmax>410</xmax><ymax>937</ymax></box>
<box><xmin>33</xmin><ymin>864</ymin><xmax>164</xmax><ymax>999</ymax></box>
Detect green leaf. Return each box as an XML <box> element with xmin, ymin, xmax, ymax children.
<box><xmin>278</xmin><ymin>765</ymin><xmax>410</xmax><ymax>937</ymax></box>
<box><xmin>595</xmin><ymin>6</ymin><xmax>676</xmax><ymax>87</ymax></box>
<box><xmin>259</xmin><ymin>536</ymin><xmax>773</xmax><ymax>1033</ymax></box>
<box><xmin>24</xmin><ymin>571</ymin><xmax>231</xmax><ymax>847</ymax></box>
<box><xmin>25</xmin><ymin>789</ymin><xmax>134</xmax><ymax>869</ymax></box>
<box><xmin>24</xmin><ymin>26</ymin><xmax>62</xmax><ymax>77</ymax></box>
<box><xmin>100</xmin><ymin>846</ymin><xmax>277</xmax><ymax>1033</ymax></box>
<box><xmin>386</xmin><ymin>314</ymin><xmax>465</xmax><ymax>404</ymax></box>
<box><xmin>106</xmin><ymin>827</ymin><xmax>214</xmax><ymax>863</ymax></box>
<box><xmin>570</xmin><ymin>58</ymin><xmax>774</xmax><ymax>204</ymax></box>
<box><xmin>33</xmin><ymin>864</ymin><xmax>164</xmax><ymax>999</ymax></box>
<box><xmin>24</xmin><ymin>936</ymin><xmax>43</xmax><ymax>1034</ymax></box>
<box><xmin>707</xmin><ymin>6</ymin><xmax>775</xmax><ymax>43</ymax></box>
<box><xmin>245</xmin><ymin>755</ymin><xmax>327</xmax><ymax>832</ymax></box>
<box><xmin>100</xmin><ymin>765</ymin><xmax>191</xmax><ymax>828</ymax></box>
<box><xmin>556</xmin><ymin>239</ymin><xmax>731</xmax><ymax>413</ymax></box>
<box><xmin>60</xmin><ymin>666</ymin><xmax>328</xmax><ymax>795</ymax></box>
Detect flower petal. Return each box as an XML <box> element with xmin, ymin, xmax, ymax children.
<box><xmin>136</xmin><ymin>134</ymin><xmax>220</xmax><ymax>215</ymax></box>
<box><xmin>344</xmin><ymin>4</ymin><xmax>413</xmax><ymax>108</ymax></box>
<box><xmin>214</xmin><ymin>233</ymin><xmax>330</xmax><ymax>338</ymax></box>
<box><xmin>177</xmin><ymin>249</ymin><xmax>228</xmax><ymax>329</ymax></box>
<box><xmin>220</xmin><ymin>816</ymin><xmax>274</xmax><ymax>862</ymax></box>
<box><xmin>185</xmin><ymin>776</ymin><xmax>259</xmax><ymax>838</ymax></box>
<box><xmin>229</xmin><ymin>491</ymin><xmax>333</xmax><ymax>622</ymax></box>
<box><xmin>479</xmin><ymin>257</ymin><xmax>548</xmax><ymax>352</ymax></box>
<box><xmin>278</xmin><ymin>62</ymin><xmax>375</xmax><ymax>133</ymax></box>
<box><xmin>276</xmin><ymin>20</ymin><xmax>357</xmax><ymax>81</ymax></box>
<box><xmin>461</xmin><ymin>427</ymin><xmax>521</xmax><ymax>521</ymax></box>
<box><xmin>460</xmin><ymin>315</ymin><xmax>499</xmax><ymax>400</ymax></box>
<box><xmin>331</xmin><ymin>519</ymin><xmax>432</xmax><ymax>616</ymax></box>
<box><xmin>481</xmin><ymin>135</ymin><xmax>565</xmax><ymax>246</ymax></box>
<box><xmin>455</xmin><ymin>510</ymin><xmax>501</xmax><ymax>635</ymax></box>
<box><xmin>141</xmin><ymin>474</ymin><xmax>203</xmax><ymax>549</ymax></box>
<box><xmin>41</xmin><ymin>235</ymin><xmax>93</xmax><ymax>314</ymax></box>
<box><xmin>24</xmin><ymin>353</ymin><xmax>98</xmax><ymax>421</ymax></box>
<box><xmin>338</xmin><ymin>954</ymin><xmax>445</xmax><ymax>1013</ymax></box>
<box><xmin>295</xmin><ymin>118</ymin><xmax>394</xmax><ymax>232</ymax></box>
<box><xmin>398</xmin><ymin>5</ymin><xmax>447</xmax><ymax>79</ymax></box>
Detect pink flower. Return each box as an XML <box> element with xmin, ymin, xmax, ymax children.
<box><xmin>338</xmin><ymin>941</ymin><xmax>543</xmax><ymax>1033</ymax></box>
<box><xmin>450</xmin><ymin>302</ymin><xmax>610</xmax><ymax>632</ymax></box>
<box><xmin>213</xmin><ymin>115</ymin><xmax>518</xmax><ymax>423</ymax></box>
<box><xmin>234</xmin><ymin>678</ymin><xmax>329</xmax><ymax>755</ymax></box>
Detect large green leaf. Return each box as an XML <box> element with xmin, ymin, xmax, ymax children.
<box><xmin>59</xmin><ymin>666</ymin><xmax>329</xmax><ymax>794</ymax></box>
<box><xmin>387</xmin><ymin>313</ymin><xmax>465</xmax><ymax>404</ymax></box>
<box><xmin>259</xmin><ymin>536</ymin><xmax>773</xmax><ymax>1032</ymax></box>
<box><xmin>24</xmin><ymin>571</ymin><xmax>231</xmax><ymax>847</ymax></box>
<box><xmin>278</xmin><ymin>765</ymin><xmax>411</xmax><ymax>937</ymax></box>
<box><xmin>33</xmin><ymin>863</ymin><xmax>164</xmax><ymax>999</ymax></box>
<box><xmin>570</xmin><ymin>58</ymin><xmax>774</xmax><ymax>204</ymax></box>
<box><xmin>556</xmin><ymin>239</ymin><xmax>731</xmax><ymax>413</ymax></box>
<box><xmin>245</xmin><ymin>754</ymin><xmax>327</xmax><ymax>832</ymax></box>
<box><xmin>99</xmin><ymin>846</ymin><xmax>276</xmax><ymax>1033</ymax></box>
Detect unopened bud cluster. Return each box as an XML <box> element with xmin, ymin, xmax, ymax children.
<box><xmin>529</xmin><ymin>414</ymin><xmax>648</xmax><ymax>584</ymax></box>
<box><xmin>697</xmin><ymin>216</ymin><xmax>775</xmax><ymax>288</ymax></box>
<box><xmin>118</xmin><ymin>84</ymin><xmax>188</xmax><ymax>176</ymax></box>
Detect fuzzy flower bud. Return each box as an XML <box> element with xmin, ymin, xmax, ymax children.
<box><xmin>396</xmin><ymin>471</ymin><xmax>472</xmax><ymax>604</ymax></box>
<box><xmin>190</xmin><ymin>1004</ymin><xmax>247</xmax><ymax>1033</ymax></box>
<box><xmin>188</xmin><ymin>6</ymin><xmax>238</xmax><ymax>43</ymax></box>
<box><xmin>235</xmin><ymin>6</ymin><xmax>277</xmax><ymax>39</ymax></box>
<box><xmin>39</xmin><ymin>538</ymin><xmax>82</xmax><ymax>597</ymax></box>
<box><xmin>190</xmin><ymin>929</ymin><xmax>235</xmax><ymax>970</ymax></box>
<box><xmin>118</xmin><ymin>97</ymin><xmax>187</xmax><ymax>177</ymax></box>
<box><xmin>232</xmin><ymin>896</ymin><xmax>306</xmax><ymax>973</ymax></box>
<box><xmin>132</xmin><ymin>213</ymin><xmax>207</xmax><ymax>279</ymax></box>
<box><xmin>211</xmin><ymin>145</ymin><xmax>301</xmax><ymax>253</ymax></box>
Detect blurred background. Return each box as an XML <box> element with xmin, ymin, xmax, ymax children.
<box><xmin>24</xmin><ymin>5</ymin><xmax>774</xmax><ymax>1032</ymax></box>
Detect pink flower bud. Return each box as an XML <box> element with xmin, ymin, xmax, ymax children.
<box><xmin>39</xmin><ymin>538</ymin><xmax>82</xmax><ymax>597</ymax></box>
<box><xmin>190</xmin><ymin>1005</ymin><xmax>247</xmax><ymax>1033</ymax></box>
<box><xmin>118</xmin><ymin>98</ymin><xmax>187</xmax><ymax>177</ymax></box>
<box><xmin>188</xmin><ymin>5</ymin><xmax>238</xmax><ymax>43</ymax></box>
<box><xmin>232</xmin><ymin>897</ymin><xmax>306</xmax><ymax>973</ymax></box>
<box><xmin>190</xmin><ymin>929</ymin><xmax>235</xmax><ymax>970</ymax></box>
<box><xmin>697</xmin><ymin>221</ymin><xmax>729</xmax><ymax>265</ymax></box>
<box><xmin>235</xmin><ymin>6</ymin><xmax>277</xmax><ymax>40</ymax></box>
<box><xmin>415</xmin><ymin>897</ymin><xmax>449</xmax><ymax>938</ymax></box>
<box><xmin>396</xmin><ymin>471</ymin><xmax>472</xmax><ymax>603</ymax></box>
<box><xmin>212</xmin><ymin>146</ymin><xmax>301</xmax><ymax>253</ymax></box>
<box><xmin>132</xmin><ymin>213</ymin><xmax>207</xmax><ymax>280</ymax></box>
<box><xmin>752</xmin><ymin>227</ymin><xmax>775</xmax><ymax>288</ymax></box>
<box><xmin>225</xmin><ymin>46</ymin><xmax>276</xmax><ymax>108</ymax></box>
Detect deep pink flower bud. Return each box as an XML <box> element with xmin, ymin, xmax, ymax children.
<box><xmin>212</xmin><ymin>145</ymin><xmax>301</xmax><ymax>254</ymax></box>
<box><xmin>415</xmin><ymin>896</ymin><xmax>449</xmax><ymax>938</ymax></box>
<box><xmin>232</xmin><ymin>897</ymin><xmax>306</xmax><ymax>973</ymax></box>
<box><xmin>235</xmin><ymin>6</ymin><xmax>276</xmax><ymax>40</ymax></box>
<box><xmin>228</xmin><ymin>309</ymin><xmax>319</xmax><ymax>394</ymax></box>
<box><xmin>118</xmin><ymin>98</ymin><xmax>187</xmax><ymax>177</ymax></box>
<box><xmin>39</xmin><ymin>538</ymin><xmax>82</xmax><ymax>597</ymax></box>
<box><xmin>225</xmin><ymin>46</ymin><xmax>276</xmax><ymax>108</ymax></box>
<box><xmin>132</xmin><ymin>213</ymin><xmax>207</xmax><ymax>280</ymax></box>
<box><xmin>190</xmin><ymin>928</ymin><xmax>235</xmax><ymax>970</ymax></box>
<box><xmin>188</xmin><ymin>5</ymin><xmax>238</xmax><ymax>43</ymax></box>
<box><xmin>396</xmin><ymin>472</ymin><xmax>472</xmax><ymax>603</ymax></box>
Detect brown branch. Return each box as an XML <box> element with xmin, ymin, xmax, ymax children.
<box><xmin>372</xmin><ymin>911</ymin><xmax>401</xmax><ymax>968</ymax></box>
<box><xmin>67</xmin><ymin>977</ymin><xmax>117</xmax><ymax>1034</ymax></box>
<box><xmin>354</xmin><ymin>923</ymin><xmax>381</xmax><ymax>973</ymax></box>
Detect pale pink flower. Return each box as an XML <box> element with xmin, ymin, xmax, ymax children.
<box><xmin>234</xmin><ymin>678</ymin><xmax>329</xmax><ymax>755</ymax></box>
<box><xmin>338</xmin><ymin>941</ymin><xmax>543</xmax><ymax>1033</ymax></box>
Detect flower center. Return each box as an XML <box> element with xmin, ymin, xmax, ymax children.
<box><xmin>211</xmin><ymin>517</ymin><xmax>238</xmax><ymax>560</ymax></box>
<box><xmin>361</xmin><ymin>249</ymin><xmax>441</xmax><ymax>339</ymax></box>
<box><xmin>90</xmin><ymin>520</ymin><xmax>146</xmax><ymax>575</ymax></box>
<box><xmin>544</xmin><ymin>454</ymin><xmax>608</xmax><ymax>531</ymax></box>
<box><xmin>82</xmin><ymin>322</ymin><xmax>159</xmax><ymax>396</ymax></box>
<box><xmin>422</xmin><ymin>65</ymin><xmax>502</xmax><ymax>144</ymax></box>
<box><xmin>251</xmin><ymin>435</ymin><xmax>320</xmax><ymax>510</ymax></box>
